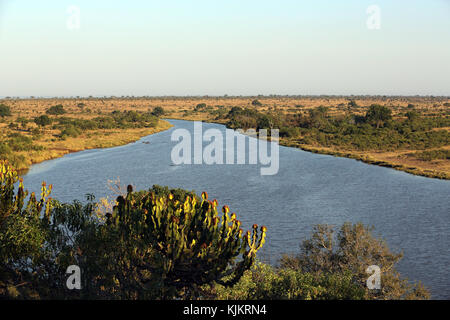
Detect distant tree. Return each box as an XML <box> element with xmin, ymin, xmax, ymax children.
<box><xmin>0</xmin><ymin>104</ymin><xmax>11</xmax><ymax>117</ymax></box>
<box><xmin>16</xmin><ymin>117</ymin><xmax>28</xmax><ymax>130</ymax></box>
<box><xmin>252</xmin><ymin>99</ymin><xmax>262</xmax><ymax>107</ymax></box>
<box><xmin>195</xmin><ymin>103</ymin><xmax>207</xmax><ymax>111</ymax></box>
<box><xmin>77</xmin><ymin>103</ymin><xmax>86</xmax><ymax>109</ymax></box>
<box><xmin>405</xmin><ymin>110</ymin><xmax>420</xmax><ymax>121</ymax></box>
<box><xmin>152</xmin><ymin>106</ymin><xmax>165</xmax><ymax>117</ymax></box>
<box><xmin>365</xmin><ymin>105</ymin><xmax>392</xmax><ymax>128</ymax></box>
<box><xmin>46</xmin><ymin>104</ymin><xmax>66</xmax><ymax>115</ymax></box>
<box><xmin>34</xmin><ymin>115</ymin><xmax>52</xmax><ymax>128</ymax></box>
<box><xmin>348</xmin><ymin>100</ymin><xmax>358</xmax><ymax>108</ymax></box>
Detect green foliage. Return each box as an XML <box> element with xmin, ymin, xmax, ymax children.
<box><xmin>365</xmin><ymin>104</ymin><xmax>392</xmax><ymax>128</ymax></box>
<box><xmin>5</xmin><ymin>133</ymin><xmax>44</xmax><ymax>152</ymax></box>
<box><xmin>0</xmin><ymin>104</ymin><xmax>12</xmax><ymax>117</ymax></box>
<box><xmin>60</xmin><ymin>125</ymin><xmax>81</xmax><ymax>138</ymax></box>
<box><xmin>86</xmin><ymin>189</ymin><xmax>267</xmax><ymax>298</ymax></box>
<box><xmin>0</xmin><ymin>161</ymin><xmax>71</xmax><ymax>299</ymax></box>
<box><xmin>279</xmin><ymin>223</ymin><xmax>430</xmax><ymax>300</ymax></box>
<box><xmin>46</xmin><ymin>104</ymin><xmax>67</xmax><ymax>115</ymax></box>
<box><xmin>279</xmin><ymin>126</ymin><xmax>301</xmax><ymax>138</ymax></box>
<box><xmin>34</xmin><ymin>115</ymin><xmax>52</xmax><ymax>127</ymax></box>
<box><xmin>152</xmin><ymin>106</ymin><xmax>165</xmax><ymax>117</ymax></box>
<box><xmin>51</xmin><ymin>111</ymin><xmax>159</xmax><ymax>134</ymax></box>
<box><xmin>252</xmin><ymin>99</ymin><xmax>262</xmax><ymax>107</ymax></box>
<box><xmin>413</xmin><ymin>149</ymin><xmax>450</xmax><ymax>161</ymax></box>
<box><xmin>204</xmin><ymin>262</ymin><xmax>365</xmax><ymax>300</ymax></box>
<box><xmin>348</xmin><ymin>100</ymin><xmax>358</xmax><ymax>108</ymax></box>
<box><xmin>217</xmin><ymin>104</ymin><xmax>449</xmax><ymax>152</ymax></box>
<box><xmin>195</xmin><ymin>103</ymin><xmax>207</xmax><ymax>111</ymax></box>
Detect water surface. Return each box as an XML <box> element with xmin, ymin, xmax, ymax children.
<box><xmin>23</xmin><ymin>120</ymin><xmax>450</xmax><ymax>299</ymax></box>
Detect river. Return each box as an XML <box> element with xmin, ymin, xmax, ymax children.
<box><xmin>22</xmin><ymin>119</ymin><xmax>450</xmax><ymax>299</ymax></box>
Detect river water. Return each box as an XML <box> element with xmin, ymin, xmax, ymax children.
<box><xmin>22</xmin><ymin>119</ymin><xmax>450</xmax><ymax>299</ymax></box>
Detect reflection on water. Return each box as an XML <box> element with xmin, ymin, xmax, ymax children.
<box><xmin>22</xmin><ymin>120</ymin><xmax>450</xmax><ymax>299</ymax></box>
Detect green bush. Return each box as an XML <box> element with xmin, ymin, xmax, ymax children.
<box><xmin>6</xmin><ymin>133</ymin><xmax>43</xmax><ymax>152</ymax></box>
<box><xmin>34</xmin><ymin>115</ymin><xmax>52</xmax><ymax>127</ymax></box>
<box><xmin>152</xmin><ymin>106</ymin><xmax>165</xmax><ymax>117</ymax></box>
<box><xmin>279</xmin><ymin>223</ymin><xmax>430</xmax><ymax>300</ymax></box>
<box><xmin>60</xmin><ymin>125</ymin><xmax>81</xmax><ymax>138</ymax></box>
<box><xmin>252</xmin><ymin>99</ymin><xmax>262</xmax><ymax>107</ymax></box>
<box><xmin>46</xmin><ymin>104</ymin><xmax>66</xmax><ymax>115</ymax></box>
<box><xmin>413</xmin><ymin>149</ymin><xmax>450</xmax><ymax>161</ymax></box>
<box><xmin>204</xmin><ymin>262</ymin><xmax>364</xmax><ymax>300</ymax></box>
<box><xmin>0</xmin><ymin>104</ymin><xmax>11</xmax><ymax>117</ymax></box>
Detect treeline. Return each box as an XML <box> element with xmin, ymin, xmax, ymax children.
<box><xmin>53</xmin><ymin>110</ymin><xmax>160</xmax><ymax>138</ymax></box>
<box><xmin>0</xmin><ymin>105</ymin><xmax>162</xmax><ymax>168</ymax></box>
<box><xmin>0</xmin><ymin>160</ymin><xmax>429</xmax><ymax>300</ymax></box>
<box><xmin>219</xmin><ymin>105</ymin><xmax>450</xmax><ymax>152</ymax></box>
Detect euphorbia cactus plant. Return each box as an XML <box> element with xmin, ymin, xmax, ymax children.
<box><xmin>107</xmin><ymin>185</ymin><xmax>267</xmax><ymax>296</ymax></box>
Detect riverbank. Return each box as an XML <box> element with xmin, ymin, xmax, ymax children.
<box><xmin>167</xmin><ymin>116</ymin><xmax>450</xmax><ymax>180</ymax></box>
<box><xmin>14</xmin><ymin>120</ymin><xmax>173</xmax><ymax>173</ymax></box>
<box><xmin>282</xmin><ymin>141</ymin><xmax>450</xmax><ymax>180</ymax></box>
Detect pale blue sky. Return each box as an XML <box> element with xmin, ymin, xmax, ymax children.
<box><xmin>0</xmin><ymin>0</ymin><xmax>449</xmax><ymax>97</ymax></box>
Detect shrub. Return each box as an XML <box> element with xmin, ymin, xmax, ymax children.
<box><xmin>0</xmin><ymin>160</ymin><xmax>66</xmax><ymax>299</ymax></box>
<box><xmin>279</xmin><ymin>126</ymin><xmax>300</xmax><ymax>138</ymax></box>
<box><xmin>152</xmin><ymin>106</ymin><xmax>165</xmax><ymax>117</ymax></box>
<box><xmin>252</xmin><ymin>99</ymin><xmax>262</xmax><ymax>107</ymax></box>
<box><xmin>7</xmin><ymin>133</ymin><xmax>38</xmax><ymax>152</ymax></box>
<box><xmin>0</xmin><ymin>143</ymin><xmax>12</xmax><ymax>157</ymax></box>
<box><xmin>204</xmin><ymin>262</ymin><xmax>364</xmax><ymax>300</ymax></box>
<box><xmin>34</xmin><ymin>115</ymin><xmax>52</xmax><ymax>127</ymax></box>
<box><xmin>413</xmin><ymin>149</ymin><xmax>450</xmax><ymax>161</ymax></box>
<box><xmin>279</xmin><ymin>223</ymin><xmax>430</xmax><ymax>299</ymax></box>
<box><xmin>0</xmin><ymin>104</ymin><xmax>11</xmax><ymax>117</ymax></box>
<box><xmin>195</xmin><ymin>103</ymin><xmax>207</xmax><ymax>111</ymax></box>
<box><xmin>80</xmin><ymin>189</ymin><xmax>267</xmax><ymax>299</ymax></box>
<box><xmin>46</xmin><ymin>104</ymin><xmax>66</xmax><ymax>115</ymax></box>
<box><xmin>365</xmin><ymin>105</ymin><xmax>392</xmax><ymax>128</ymax></box>
<box><xmin>60</xmin><ymin>125</ymin><xmax>81</xmax><ymax>138</ymax></box>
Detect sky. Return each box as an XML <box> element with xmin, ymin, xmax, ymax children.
<box><xmin>0</xmin><ymin>0</ymin><xmax>449</xmax><ymax>97</ymax></box>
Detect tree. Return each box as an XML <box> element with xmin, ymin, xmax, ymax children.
<box><xmin>0</xmin><ymin>160</ymin><xmax>70</xmax><ymax>299</ymax></box>
<box><xmin>34</xmin><ymin>115</ymin><xmax>52</xmax><ymax>128</ymax></box>
<box><xmin>152</xmin><ymin>106</ymin><xmax>165</xmax><ymax>117</ymax></box>
<box><xmin>0</xmin><ymin>104</ymin><xmax>11</xmax><ymax>117</ymax></box>
<box><xmin>348</xmin><ymin>100</ymin><xmax>358</xmax><ymax>108</ymax></box>
<box><xmin>46</xmin><ymin>104</ymin><xmax>66</xmax><ymax>115</ymax></box>
<box><xmin>365</xmin><ymin>105</ymin><xmax>392</xmax><ymax>128</ymax></box>
<box><xmin>81</xmin><ymin>188</ymin><xmax>267</xmax><ymax>299</ymax></box>
<box><xmin>195</xmin><ymin>103</ymin><xmax>207</xmax><ymax>111</ymax></box>
<box><xmin>405</xmin><ymin>110</ymin><xmax>420</xmax><ymax>121</ymax></box>
<box><xmin>280</xmin><ymin>223</ymin><xmax>430</xmax><ymax>300</ymax></box>
<box><xmin>252</xmin><ymin>99</ymin><xmax>262</xmax><ymax>107</ymax></box>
